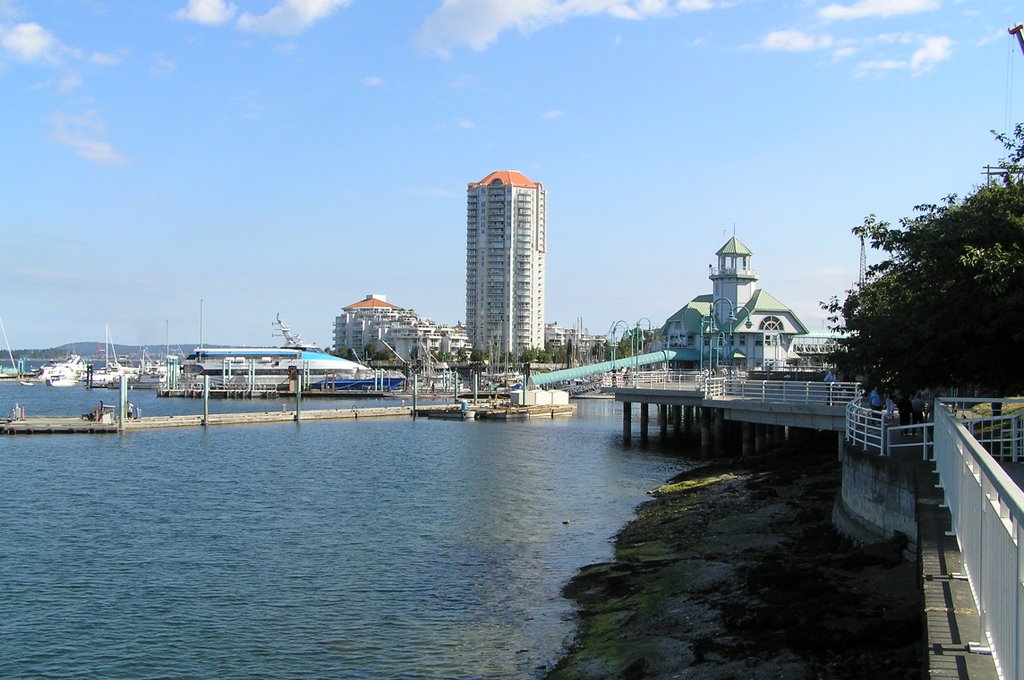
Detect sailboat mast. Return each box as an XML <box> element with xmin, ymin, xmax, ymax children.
<box><xmin>0</xmin><ymin>316</ymin><xmax>17</xmax><ymax>372</ymax></box>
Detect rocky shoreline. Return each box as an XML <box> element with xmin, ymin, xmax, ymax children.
<box><xmin>547</xmin><ymin>431</ymin><xmax>922</xmax><ymax>679</ymax></box>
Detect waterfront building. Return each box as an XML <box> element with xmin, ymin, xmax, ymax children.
<box><xmin>333</xmin><ymin>294</ymin><xmax>470</xmax><ymax>362</ymax></box>
<box><xmin>465</xmin><ymin>170</ymin><xmax>546</xmax><ymax>358</ymax></box>
<box><xmin>661</xmin><ymin>237</ymin><xmax>812</xmax><ymax>371</ymax></box>
<box><xmin>544</xmin><ymin>322</ymin><xmax>605</xmax><ymax>364</ymax></box>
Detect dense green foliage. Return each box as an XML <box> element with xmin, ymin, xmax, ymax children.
<box><xmin>827</xmin><ymin>125</ymin><xmax>1024</xmax><ymax>394</ymax></box>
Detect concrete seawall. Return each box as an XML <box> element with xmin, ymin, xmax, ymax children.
<box><xmin>833</xmin><ymin>446</ymin><xmax>918</xmax><ymax>551</ymax></box>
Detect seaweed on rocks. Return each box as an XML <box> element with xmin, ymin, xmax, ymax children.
<box><xmin>546</xmin><ymin>430</ymin><xmax>922</xmax><ymax>680</ymax></box>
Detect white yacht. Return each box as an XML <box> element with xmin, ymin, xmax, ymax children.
<box><xmin>180</xmin><ymin>316</ymin><xmax>395</xmax><ymax>391</ymax></box>
<box><xmin>38</xmin><ymin>355</ymin><xmax>88</xmax><ymax>387</ymax></box>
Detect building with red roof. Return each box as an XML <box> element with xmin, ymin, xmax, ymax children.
<box><xmin>465</xmin><ymin>170</ymin><xmax>546</xmax><ymax>357</ymax></box>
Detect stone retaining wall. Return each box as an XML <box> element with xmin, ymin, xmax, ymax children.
<box><xmin>833</xmin><ymin>445</ymin><xmax>918</xmax><ymax>551</ymax></box>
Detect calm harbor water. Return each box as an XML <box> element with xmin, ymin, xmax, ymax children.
<box><xmin>0</xmin><ymin>385</ymin><xmax>690</xmax><ymax>679</ymax></box>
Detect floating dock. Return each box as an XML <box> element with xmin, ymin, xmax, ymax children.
<box><xmin>2</xmin><ymin>416</ymin><xmax>119</xmax><ymax>434</ymax></box>
<box><xmin>474</xmin><ymin>404</ymin><xmax>577</xmax><ymax>420</ymax></box>
<box><xmin>1</xmin><ymin>402</ymin><xmax>577</xmax><ymax>434</ymax></box>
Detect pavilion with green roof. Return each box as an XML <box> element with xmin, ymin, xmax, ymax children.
<box><xmin>660</xmin><ymin>237</ymin><xmax>810</xmax><ymax>371</ymax></box>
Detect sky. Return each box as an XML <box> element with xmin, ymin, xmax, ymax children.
<box><xmin>2</xmin><ymin>0</ymin><xmax>1023</xmax><ymax>351</ymax></box>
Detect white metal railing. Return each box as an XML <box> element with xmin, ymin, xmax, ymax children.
<box><xmin>713</xmin><ymin>378</ymin><xmax>861</xmax><ymax>405</ymax></box>
<box><xmin>845</xmin><ymin>402</ymin><xmax>934</xmax><ymax>459</ymax></box>
<box><xmin>846</xmin><ymin>401</ymin><xmax>886</xmax><ymax>454</ymax></box>
<box><xmin>932</xmin><ymin>398</ymin><xmax>1024</xmax><ymax>680</ymax></box>
<box><xmin>626</xmin><ymin>369</ymin><xmax>704</xmax><ymax>389</ymax></box>
<box><xmin>622</xmin><ymin>372</ymin><xmax>862</xmax><ymax>405</ymax></box>
<box><xmin>948</xmin><ymin>400</ymin><xmax>1024</xmax><ymax>463</ymax></box>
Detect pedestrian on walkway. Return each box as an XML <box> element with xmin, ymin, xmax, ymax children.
<box><xmin>897</xmin><ymin>392</ymin><xmax>912</xmax><ymax>427</ymax></box>
<box><xmin>869</xmin><ymin>387</ymin><xmax>884</xmax><ymax>411</ymax></box>
<box><xmin>911</xmin><ymin>394</ymin><xmax>925</xmax><ymax>428</ymax></box>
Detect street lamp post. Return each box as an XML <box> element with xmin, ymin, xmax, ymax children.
<box><xmin>608</xmin><ymin>320</ymin><xmax>628</xmax><ymax>386</ymax></box>
<box><xmin>632</xmin><ymin>318</ymin><xmax>652</xmax><ymax>372</ymax></box>
<box><xmin>708</xmin><ymin>298</ymin><xmax>737</xmax><ymax>373</ymax></box>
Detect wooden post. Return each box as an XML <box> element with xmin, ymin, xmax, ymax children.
<box><xmin>623</xmin><ymin>401</ymin><xmax>632</xmax><ymax>443</ymax></box>
<box><xmin>640</xmin><ymin>402</ymin><xmax>649</xmax><ymax>444</ymax></box>
<box><xmin>672</xmin><ymin>405</ymin><xmax>682</xmax><ymax>435</ymax></box>
<box><xmin>202</xmin><ymin>375</ymin><xmax>210</xmax><ymax>427</ymax></box>
<box><xmin>713</xmin><ymin>408</ymin><xmax>724</xmax><ymax>445</ymax></box>
<box><xmin>412</xmin><ymin>374</ymin><xmax>419</xmax><ymax>419</ymax></box>
<box><xmin>118</xmin><ymin>375</ymin><xmax>127</xmax><ymax>431</ymax></box>
<box><xmin>742</xmin><ymin>422</ymin><xmax>753</xmax><ymax>456</ymax></box>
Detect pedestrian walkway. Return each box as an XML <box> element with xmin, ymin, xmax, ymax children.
<box><xmin>901</xmin><ymin>449</ymin><xmax>999</xmax><ymax>679</ymax></box>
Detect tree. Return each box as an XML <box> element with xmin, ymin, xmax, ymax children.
<box><xmin>827</xmin><ymin>125</ymin><xmax>1024</xmax><ymax>394</ymax></box>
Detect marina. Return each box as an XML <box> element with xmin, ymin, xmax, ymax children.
<box><xmin>1</xmin><ymin>383</ymin><xmax>578</xmax><ymax>434</ymax></box>
<box><xmin>0</xmin><ymin>385</ymin><xmax>678</xmax><ymax>679</ymax></box>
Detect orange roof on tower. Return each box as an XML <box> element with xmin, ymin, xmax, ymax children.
<box><xmin>468</xmin><ymin>170</ymin><xmax>540</xmax><ymax>189</ymax></box>
<box><xmin>344</xmin><ymin>294</ymin><xmax>399</xmax><ymax>311</ymax></box>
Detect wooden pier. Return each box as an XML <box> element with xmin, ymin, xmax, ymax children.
<box><xmin>1</xmin><ymin>402</ymin><xmax>579</xmax><ymax>434</ymax></box>
<box><xmin>2</xmin><ymin>416</ymin><xmax>119</xmax><ymax>434</ymax></box>
<box><xmin>474</xmin><ymin>404</ymin><xmax>577</xmax><ymax>420</ymax></box>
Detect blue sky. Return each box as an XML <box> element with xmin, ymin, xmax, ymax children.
<box><xmin>1</xmin><ymin>0</ymin><xmax>1021</xmax><ymax>350</ymax></box>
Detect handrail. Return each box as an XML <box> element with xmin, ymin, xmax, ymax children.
<box><xmin>932</xmin><ymin>398</ymin><xmax>1024</xmax><ymax>680</ymax></box>
<box><xmin>721</xmin><ymin>378</ymin><xmax>861</xmax><ymax>405</ymax></box>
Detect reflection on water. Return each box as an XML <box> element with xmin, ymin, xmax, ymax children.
<box><xmin>0</xmin><ymin>388</ymin><xmax>688</xmax><ymax>678</ymax></box>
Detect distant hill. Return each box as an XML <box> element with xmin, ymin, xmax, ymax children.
<box><xmin>8</xmin><ymin>343</ymin><xmax>207</xmax><ymax>361</ymax></box>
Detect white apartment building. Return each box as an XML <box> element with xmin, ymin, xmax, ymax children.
<box><xmin>465</xmin><ymin>170</ymin><xmax>546</xmax><ymax>357</ymax></box>
<box><xmin>544</xmin><ymin>322</ymin><xmax>605</xmax><ymax>360</ymax></box>
<box><xmin>333</xmin><ymin>294</ymin><xmax>470</xmax><ymax>362</ymax></box>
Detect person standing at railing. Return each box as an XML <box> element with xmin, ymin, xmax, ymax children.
<box><xmin>869</xmin><ymin>386</ymin><xmax>884</xmax><ymax>411</ymax></box>
<box><xmin>911</xmin><ymin>394</ymin><xmax>925</xmax><ymax>430</ymax></box>
<box><xmin>897</xmin><ymin>391</ymin><xmax>912</xmax><ymax>427</ymax></box>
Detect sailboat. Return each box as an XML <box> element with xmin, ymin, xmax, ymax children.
<box><xmin>0</xmin><ymin>316</ymin><xmax>29</xmax><ymax>383</ymax></box>
<box><xmin>90</xmin><ymin>323</ymin><xmax>138</xmax><ymax>388</ymax></box>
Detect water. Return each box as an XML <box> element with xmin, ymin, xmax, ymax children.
<box><xmin>0</xmin><ymin>386</ymin><xmax>688</xmax><ymax>679</ymax></box>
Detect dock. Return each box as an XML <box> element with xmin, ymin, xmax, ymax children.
<box><xmin>2</xmin><ymin>416</ymin><xmax>119</xmax><ymax>434</ymax></box>
<box><xmin>1</xmin><ymin>402</ymin><xmax>577</xmax><ymax>434</ymax></box>
<box><xmin>474</xmin><ymin>404</ymin><xmax>577</xmax><ymax>420</ymax></box>
<box><xmin>4</xmin><ymin>404</ymin><xmax>451</xmax><ymax>434</ymax></box>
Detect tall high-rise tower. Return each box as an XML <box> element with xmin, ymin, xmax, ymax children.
<box><xmin>465</xmin><ymin>170</ymin><xmax>546</xmax><ymax>358</ymax></box>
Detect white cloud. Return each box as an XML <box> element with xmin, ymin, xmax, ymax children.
<box><xmin>49</xmin><ymin>110</ymin><xmax>130</xmax><ymax>166</ymax></box>
<box><xmin>456</xmin><ymin>118</ymin><xmax>476</xmax><ymax>128</ymax></box>
<box><xmin>56</xmin><ymin>72</ymin><xmax>82</xmax><ymax>92</ymax></box>
<box><xmin>173</xmin><ymin>0</ymin><xmax>238</xmax><ymax>26</ymax></box>
<box><xmin>761</xmin><ymin>30</ymin><xmax>834</xmax><ymax>52</ymax></box>
<box><xmin>89</xmin><ymin>50</ymin><xmax>124</xmax><ymax>66</ymax></box>
<box><xmin>0</xmin><ymin>1</ymin><xmax>21</xmax><ymax>19</ymax></box>
<box><xmin>542</xmin><ymin>109</ymin><xmax>565</xmax><ymax>119</ymax></box>
<box><xmin>415</xmin><ymin>0</ymin><xmax>729</xmax><ymax>56</ymax></box>
<box><xmin>361</xmin><ymin>75</ymin><xmax>383</xmax><ymax>87</ymax></box>
<box><xmin>909</xmin><ymin>35</ymin><xmax>952</xmax><ymax>74</ymax></box>
<box><xmin>150</xmin><ymin>54</ymin><xmax>178</xmax><ymax>77</ymax></box>
<box><xmin>1</xmin><ymin>22</ymin><xmax>61</xmax><ymax>63</ymax></box>
<box><xmin>818</xmin><ymin>0</ymin><xmax>939</xmax><ymax>22</ymax></box>
<box><xmin>854</xmin><ymin>35</ymin><xmax>952</xmax><ymax>76</ymax></box>
<box><xmin>237</xmin><ymin>0</ymin><xmax>351</xmax><ymax>36</ymax></box>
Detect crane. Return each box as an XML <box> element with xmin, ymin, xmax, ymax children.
<box><xmin>1011</xmin><ymin>24</ymin><xmax>1024</xmax><ymax>57</ymax></box>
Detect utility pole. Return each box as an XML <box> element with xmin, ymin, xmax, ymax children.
<box><xmin>858</xmin><ymin>235</ymin><xmax>867</xmax><ymax>285</ymax></box>
<box><xmin>1011</xmin><ymin>24</ymin><xmax>1024</xmax><ymax>57</ymax></box>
